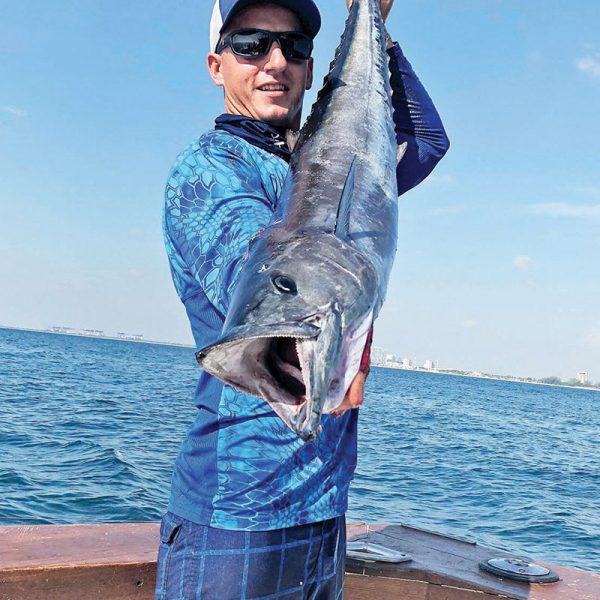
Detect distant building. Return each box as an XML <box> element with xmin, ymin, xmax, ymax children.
<box><xmin>116</xmin><ymin>333</ymin><xmax>144</xmax><ymax>341</ymax></box>
<box><xmin>423</xmin><ymin>360</ymin><xmax>434</xmax><ymax>370</ymax></box>
<box><xmin>371</xmin><ymin>347</ymin><xmax>386</xmax><ymax>366</ymax></box>
<box><xmin>401</xmin><ymin>357</ymin><xmax>412</xmax><ymax>369</ymax></box>
<box><xmin>385</xmin><ymin>354</ymin><xmax>397</xmax><ymax>365</ymax></box>
<box><xmin>577</xmin><ymin>371</ymin><xmax>589</xmax><ymax>385</ymax></box>
<box><xmin>82</xmin><ymin>329</ymin><xmax>104</xmax><ymax>337</ymax></box>
<box><xmin>48</xmin><ymin>326</ymin><xmax>77</xmax><ymax>335</ymax></box>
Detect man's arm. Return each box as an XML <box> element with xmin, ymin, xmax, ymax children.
<box><xmin>388</xmin><ymin>42</ymin><xmax>450</xmax><ymax>195</ymax></box>
<box><xmin>346</xmin><ymin>0</ymin><xmax>450</xmax><ymax>195</ymax></box>
<box><xmin>164</xmin><ymin>139</ymin><xmax>274</xmax><ymax>318</ymax></box>
<box><xmin>380</xmin><ymin>0</ymin><xmax>449</xmax><ymax>194</ymax></box>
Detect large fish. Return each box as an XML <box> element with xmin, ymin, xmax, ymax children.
<box><xmin>197</xmin><ymin>0</ymin><xmax>403</xmax><ymax>441</ymax></box>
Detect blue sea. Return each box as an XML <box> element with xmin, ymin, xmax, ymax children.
<box><xmin>0</xmin><ymin>328</ymin><xmax>598</xmax><ymax>572</ymax></box>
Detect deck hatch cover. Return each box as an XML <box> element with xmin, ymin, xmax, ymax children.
<box><xmin>479</xmin><ymin>557</ymin><xmax>560</xmax><ymax>583</ymax></box>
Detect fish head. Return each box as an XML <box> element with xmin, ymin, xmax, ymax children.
<box><xmin>196</xmin><ymin>234</ymin><xmax>377</xmax><ymax>442</ymax></box>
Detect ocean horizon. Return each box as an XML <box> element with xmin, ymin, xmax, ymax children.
<box><xmin>2</xmin><ymin>325</ymin><xmax>594</xmax><ymax>393</ymax></box>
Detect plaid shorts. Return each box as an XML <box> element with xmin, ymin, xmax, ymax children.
<box><xmin>155</xmin><ymin>512</ymin><xmax>346</xmax><ymax>600</ymax></box>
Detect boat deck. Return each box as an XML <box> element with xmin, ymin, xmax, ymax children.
<box><xmin>345</xmin><ymin>522</ymin><xmax>599</xmax><ymax>599</ymax></box>
<box><xmin>0</xmin><ymin>522</ymin><xmax>598</xmax><ymax>599</ymax></box>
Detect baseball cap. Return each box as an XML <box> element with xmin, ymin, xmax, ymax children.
<box><xmin>210</xmin><ymin>0</ymin><xmax>322</xmax><ymax>52</ymax></box>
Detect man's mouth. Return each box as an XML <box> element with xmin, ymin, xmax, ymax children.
<box><xmin>258</xmin><ymin>84</ymin><xmax>288</xmax><ymax>92</ymax></box>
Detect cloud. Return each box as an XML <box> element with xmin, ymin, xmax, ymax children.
<box><xmin>0</xmin><ymin>105</ymin><xmax>27</xmax><ymax>118</ymax></box>
<box><xmin>513</xmin><ymin>255</ymin><xmax>533</xmax><ymax>272</ymax></box>
<box><xmin>525</xmin><ymin>202</ymin><xmax>600</xmax><ymax>218</ymax></box>
<box><xmin>462</xmin><ymin>320</ymin><xmax>479</xmax><ymax>329</ymax></box>
<box><xmin>575</xmin><ymin>53</ymin><xmax>600</xmax><ymax>79</ymax></box>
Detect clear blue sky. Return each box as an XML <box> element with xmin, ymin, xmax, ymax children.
<box><xmin>1</xmin><ymin>1</ymin><xmax>599</xmax><ymax>380</ymax></box>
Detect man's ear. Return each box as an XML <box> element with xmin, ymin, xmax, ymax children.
<box><xmin>305</xmin><ymin>57</ymin><xmax>314</xmax><ymax>91</ymax></box>
<box><xmin>207</xmin><ymin>53</ymin><xmax>225</xmax><ymax>87</ymax></box>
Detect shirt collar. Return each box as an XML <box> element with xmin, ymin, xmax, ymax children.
<box><xmin>214</xmin><ymin>114</ymin><xmax>293</xmax><ymax>163</ymax></box>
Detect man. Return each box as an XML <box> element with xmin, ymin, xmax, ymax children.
<box><xmin>157</xmin><ymin>1</ymin><xmax>448</xmax><ymax>598</ymax></box>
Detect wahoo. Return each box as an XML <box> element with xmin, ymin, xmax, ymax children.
<box><xmin>197</xmin><ymin>0</ymin><xmax>402</xmax><ymax>441</ymax></box>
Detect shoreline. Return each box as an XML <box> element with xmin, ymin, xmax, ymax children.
<box><xmin>0</xmin><ymin>325</ymin><xmax>194</xmax><ymax>349</ymax></box>
<box><xmin>374</xmin><ymin>364</ymin><xmax>600</xmax><ymax>393</ymax></box>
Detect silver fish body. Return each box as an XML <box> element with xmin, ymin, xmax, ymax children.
<box><xmin>197</xmin><ymin>0</ymin><xmax>401</xmax><ymax>441</ymax></box>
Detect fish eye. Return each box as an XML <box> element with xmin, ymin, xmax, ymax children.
<box><xmin>272</xmin><ymin>275</ymin><xmax>297</xmax><ymax>295</ymax></box>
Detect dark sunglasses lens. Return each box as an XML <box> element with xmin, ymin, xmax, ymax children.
<box><xmin>231</xmin><ymin>31</ymin><xmax>270</xmax><ymax>56</ymax></box>
<box><xmin>227</xmin><ymin>30</ymin><xmax>312</xmax><ymax>60</ymax></box>
<box><xmin>280</xmin><ymin>34</ymin><xmax>313</xmax><ymax>59</ymax></box>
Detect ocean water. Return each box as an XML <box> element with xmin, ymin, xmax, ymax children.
<box><xmin>0</xmin><ymin>328</ymin><xmax>598</xmax><ymax>572</ymax></box>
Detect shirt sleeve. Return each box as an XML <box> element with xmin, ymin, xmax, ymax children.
<box><xmin>388</xmin><ymin>43</ymin><xmax>450</xmax><ymax>196</ymax></box>
<box><xmin>164</xmin><ymin>139</ymin><xmax>275</xmax><ymax>318</ymax></box>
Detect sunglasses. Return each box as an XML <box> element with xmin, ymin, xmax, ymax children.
<box><xmin>216</xmin><ymin>28</ymin><xmax>313</xmax><ymax>61</ymax></box>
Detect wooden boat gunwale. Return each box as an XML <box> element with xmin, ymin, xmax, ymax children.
<box><xmin>1</xmin><ymin>521</ymin><xmax>598</xmax><ymax>599</ymax></box>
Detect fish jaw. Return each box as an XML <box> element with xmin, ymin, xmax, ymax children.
<box><xmin>196</xmin><ymin>320</ymin><xmax>319</xmax><ymax>397</ymax></box>
<box><xmin>321</xmin><ymin>307</ymin><xmax>374</xmax><ymax>414</ymax></box>
<box><xmin>196</xmin><ymin>320</ymin><xmax>323</xmax><ymax>440</ymax></box>
<box><xmin>295</xmin><ymin>304</ymin><xmax>344</xmax><ymax>440</ymax></box>
<box><xmin>196</xmin><ymin>306</ymin><xmax>352</xmax><ymax>442</ymax></box>
<box><xmin>295</xmin><ymin>305</ymin><xmax>374</xmax><ymax>438</ymax></box>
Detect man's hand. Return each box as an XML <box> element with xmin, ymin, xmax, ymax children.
<box><xmin>345</xmin><ymin>0</ymin><xmax>394</xmax><ymax>22</ymax></box>
<box><xmin>331</xmin><ymin>370</ymin><xmax>366</xmax><ymax>417</ymax></box>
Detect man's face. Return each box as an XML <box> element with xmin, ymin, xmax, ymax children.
<box><xmin>208</xmin><ymin>4</ymin><xmax>314</xmax><ymax>130</ymax></box>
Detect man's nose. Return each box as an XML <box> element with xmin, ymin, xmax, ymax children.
<box><xmin>264</xmin><ymin>43</ymin><xmax>287</xmax><ymax>71</ymax></box>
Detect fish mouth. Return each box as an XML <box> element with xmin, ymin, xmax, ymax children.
<box><xmin>266</xmin><ymin>337</ymin><xmax>306</xmax><ymax>400</ymax></box>
<box><xmin>259</xmin><ymin>336</ymin><xmax>320</xmax><ymax>441</ymax></box>
<box><xmin>197</xmin><ymin>321</ymin><xmax>322</xmax><ymax>441</ymax></box>
<box><xmin>196</xmin><ymin>304</ymin><xmax>372</xmax><ymax>442</ymax></box>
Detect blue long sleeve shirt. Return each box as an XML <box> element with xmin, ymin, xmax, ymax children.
<box><xmin>163</xmin><ymin>43</ymin><xmax>449</xmax><ymax>530</ymax></box>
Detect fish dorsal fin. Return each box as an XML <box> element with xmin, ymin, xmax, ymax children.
<box><xmin>397</xmin><ymin>142</ymin><xmax>408</xmax><ymax>165</ymax></box>
<box><xmin>334</xmin><ymin>157</ymin><xmax>357</xmax><ymax>242</ymax></box>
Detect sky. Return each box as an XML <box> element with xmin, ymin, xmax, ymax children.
<box><xmin>1</xmin><ymin>0</ymin><xmax>599</xmax><ymax>381</ymax></box>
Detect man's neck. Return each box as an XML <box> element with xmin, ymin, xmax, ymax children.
<box><xmin>214</xmin><ymin>114</ymin><xmax>295</xmax><ymax>162</ymax></box>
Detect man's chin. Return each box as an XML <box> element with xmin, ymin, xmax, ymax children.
<box><xmin>258</xmin><ymin>106</ymin><xmax>299</xmax><ymax>130</ymax></box>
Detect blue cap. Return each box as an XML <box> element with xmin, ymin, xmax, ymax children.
<box><xmin>210</xmin><ymin>0</ymin><xmax>321</xmax><ymax>52</ymax></box>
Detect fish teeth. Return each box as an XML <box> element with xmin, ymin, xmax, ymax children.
<box><xmin>296</xmin><ymin>338</ymin><xmax>312</xmax><ymax>402</ymax></box>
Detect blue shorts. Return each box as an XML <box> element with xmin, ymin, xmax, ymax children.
<box><xmin>155</xmin><ymin>512</ymin><xmax>346</xmax><ymax>600</ymax></box>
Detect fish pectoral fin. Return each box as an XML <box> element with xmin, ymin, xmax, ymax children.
<box><xmin>285</xmin><ymin>129</ymin><xmax>300</xmax><ymax>152</ymax></box>
<box><xmin>334</xmin><ymin>156</ymin><xmax>357</xmax><ymax>242</ymax></box>
<box><xmin>397</xmin><ymin>142</ymin><xmax>408</xmax><ymax>165</ymax></box>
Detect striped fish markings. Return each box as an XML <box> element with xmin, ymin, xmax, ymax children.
<box><xmin>197</xmin><ymin>0</ymin><xmax>404</xmax><ymax>441</ymax></box>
